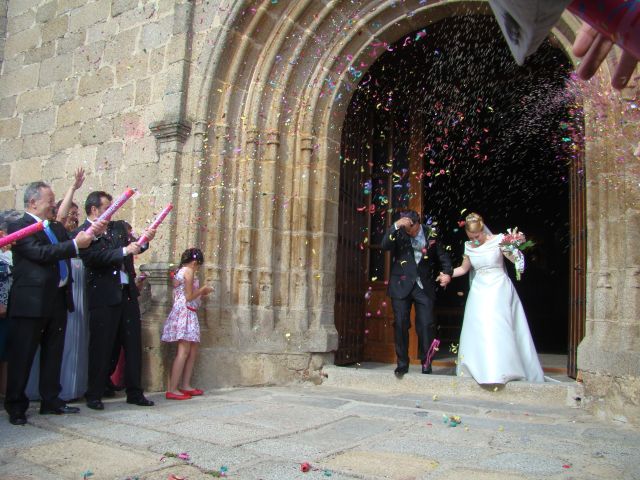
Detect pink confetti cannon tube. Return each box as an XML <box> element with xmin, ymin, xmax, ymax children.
<box><xmin>0</xmin><ymin>220</ymin><xmax>46</xmax><ymax>249</ymax></box>
<box><xmin>137</xmin><ymin>203</ymin><xmax>173</xmax><ymax>245</ymax></box>
<box><xmin>85</xmin><ymin>187</ymin><xmax>136</xmax><ymax>236</ymax></box>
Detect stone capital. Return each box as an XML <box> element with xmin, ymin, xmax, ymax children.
<box><xmin>149</xmin><ymin>119</ymin><xmax>191</xmax><ymax>144</ymax></box>
<box><xmin>300</xmin><ymin>134</ymin><xmax>315</xmax><ymax>151</ymax></box>
<box><xmin>266</xmin><ymin>130</ymin><xmax>280</xmax><ymax>145</ymax></box>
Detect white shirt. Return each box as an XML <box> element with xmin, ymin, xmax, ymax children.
<box><xmin>26</xmin><ymin>212</ymin><xmax>77</xmax><ymax>287</ymax></box>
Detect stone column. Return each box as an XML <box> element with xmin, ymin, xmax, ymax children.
<box><xmin>139</xmin><ymin>262</ymin><xmax>174</xmax><ymax>391</ymax></box>
<box><xmin>232</xmin><ymin>127</ymin><xmax>260</xmax><ymax>334</ymax></box>
<box><xmin>578</xmin><ymin>85</ymin><xmax>640</xmax><ymax>425</ymax></box>
<box><xmin>252</xmin><ymin>130</ymin><xmax>279</xmax><ymax>332</ymax></box>
<box><xmin>290</xmin><ymin>134</ymin><xmax>314</xmax><ymax>332</ymax></box>
<box><xmin>142</xmin><ymin>119</ymin><xmax>191</xmax><ymax>391</ymax></box>
<box><xmin>301</xmin><ymin>134</ymin><xmax>338</xmax><ymax>373</ymax></box>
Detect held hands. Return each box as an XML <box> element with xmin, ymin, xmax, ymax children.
<box><xmin>573</xmin><ymin>22</ymin><xmax>638</xmax><ymax>90</ymax></box>
<box><xmin>436</xmin><ymin>272</ymin><xmax>451</xmax><ymax>288</ymax></box>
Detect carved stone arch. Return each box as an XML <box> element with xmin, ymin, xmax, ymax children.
<box><xmin>169</xmin><ymin>1</ymin><xmax>639</xmax><ymax>424</ymax></box>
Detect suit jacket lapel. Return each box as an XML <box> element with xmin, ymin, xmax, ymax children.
<box><xmin>23</xmin><ymin>213</ymin><xmax>50</xmax><ymax>245</ymax></box>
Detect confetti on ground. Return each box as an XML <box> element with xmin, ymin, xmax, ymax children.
<box><xmin>443</xmin><ymin>414</ymin><xmax>462</xmax><ymax>427</ymax></box>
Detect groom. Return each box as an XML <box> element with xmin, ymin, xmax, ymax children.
<box><xmin>381</xmin><ymin>210</ymin><xmax>452</xmax><ymax>377</ymax></box>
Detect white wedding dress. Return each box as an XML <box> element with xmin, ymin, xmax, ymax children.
<box><xmin>457</xmin><ymin>234</ymin><xmax>544</xmax><ymax>384</ymax></box>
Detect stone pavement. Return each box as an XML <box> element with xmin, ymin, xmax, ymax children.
<box><xmin>1</xmin><ymin>369</ymin><xmax>639</xmax><ymax>480</ymax></box>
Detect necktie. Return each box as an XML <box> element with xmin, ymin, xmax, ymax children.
<box><xmin>43</xmin><ymin>224</ymin><xmax>68</xmax><ymax>283</ymax></box>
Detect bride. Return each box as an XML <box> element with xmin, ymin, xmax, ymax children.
<box><xmin>452</xmin><ymin>213</ymin><xmax>544</xmax><ymax>384</ymax></box>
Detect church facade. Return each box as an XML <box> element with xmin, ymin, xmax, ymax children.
<box><xmin>0</xmin><ymin>0</ymin><xmax>638</xmax><ymax>425</ymax></box>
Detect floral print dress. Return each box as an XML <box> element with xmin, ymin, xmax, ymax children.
<box><xmin>161</xmin><ymin>267</ymin><xmax>201</xmax><ymax>343</ymax></box>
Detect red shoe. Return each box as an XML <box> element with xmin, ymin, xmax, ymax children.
<box><xmin>179</xmin><ymin>388</ymin><xmax>203</xmax><ymax>396</ymax></box>
<box><xmin>165</xmin><ymin>391</ymin><xmax>191</xmax><ymax>400</ymax></box>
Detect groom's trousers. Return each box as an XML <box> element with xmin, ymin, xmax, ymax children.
<box><xmin>390</xmin><ymin>282</ymin><xmax>435</xmax><ymax>368</ymax></box>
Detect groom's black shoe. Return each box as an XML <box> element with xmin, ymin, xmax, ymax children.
<box><xmin>394</xmin><ymin>365</ymin><xmax>409</xmax><ymax>377</ymax></box>
<box><xmin>422</xmin><ymin>364</ymin><xmax>433</xmax><ymax>374</ymax></box>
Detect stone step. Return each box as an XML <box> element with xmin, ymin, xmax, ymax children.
<box><xmin>321</xmin><ymin>363</ymin><xmax>584</xmax><ymax>408</ymax></box>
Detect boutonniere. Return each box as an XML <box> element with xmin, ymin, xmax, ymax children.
<box><xmin>425</xmin><ymin>224</ymin><xmax>437</xmax><ymax>239</ymax></box>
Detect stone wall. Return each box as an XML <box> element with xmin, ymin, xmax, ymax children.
<box><xmin>578</xmin><ymin>77</ymin><xmax>640</xmax><ymax>425</ymax></box>
<box><xmin>0</xmin><ymin>0</ymin><xmax>180</xmax><ymax>257</ymax></box>
<box><xmin>0</xmin><ymin>0</ymin><xmax>638</xmax><ymax>424</ymax></box>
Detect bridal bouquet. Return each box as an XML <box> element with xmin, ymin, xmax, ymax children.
<box><xmin>499</xmin><ymin>228</ymin><xmax>534</xmax><ymax>280</ymax></box>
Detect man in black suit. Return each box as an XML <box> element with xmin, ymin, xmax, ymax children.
<box><xmin>381</xmin><ymin>209</ymin><xmax>452</xmax><ymax>377</ymax></box>
<box><xmin>4</xmin><ymin>181</ymin><xmax>106</xmax><ymax>425</ymax></box>
<box><xmin>78</xmin><ymin>191</ymin><xmax>155</xmax><ymax>410</ymax></box>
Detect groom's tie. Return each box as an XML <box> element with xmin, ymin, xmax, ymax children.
<box><xmin>43</xmin><ymin>223</ymin><xmax>68</xmax><ymax>284</ymax></box>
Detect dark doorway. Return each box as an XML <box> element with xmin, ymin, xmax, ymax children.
<box><xmin>335</xmin><ymin>14</ymin><xmax>584</xmax><ymax>367</ymax></box>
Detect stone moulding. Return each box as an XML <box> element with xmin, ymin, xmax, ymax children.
<box><xmin>149</xmin><ymin>119</ymin><xmax>192</xmax><ymax>144</ymax></box>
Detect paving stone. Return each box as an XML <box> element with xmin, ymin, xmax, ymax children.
<box><xmin>154</xmin><ymin>416</ymin><xmax>280</xmax><ymax>446</ymax></box>
<box><xmin>270</xmin><ymin>393</ymin><xmax>351</xmax><ymax>410</ymax></box>
<box><xmin>0</xmin><ymin>459</ymin><xmax>65</xmax><ymax>480</ymax></box>
<box><xmin>582</xmin><ymin>425</ymin><xmax>640</xmax><ymax>444</ymax></box>
<box><xmin>231</xmin><ymin>404</ymin><xmax>346</xmax><ymax>431</ymax></box>
<box><xmin>325</xmin><ymin>450</ymin><xmax>439</xmax><ymax>480</ymax></box>
<box><xmin>277</xmin><ymin>416</ymin><xmax>397</xmax><ymax>450</ymax></box>
<box><xmin>142</xmin><ymin>464</ymin><xmax>220</xmax><ymax>480</ymax></box>
<box><xmin>234</xmin><ymin>459</ymin><xmax>361</xmax><ymax>480</ymax></box>
<box><xmin>79</xmin><ymin>423</ymin><xmax>166</xmax><ymax>447</ymax></box>
<box><xmin>361</xmin><ymin>428</ymin><xmax>493</xmax><ymax>464</ymax></box>
<box><xmin>31</xmin><ymin>412</ymin><xmax>113</xmax><ymax>430</ymax></box>
<box><xmin>0</xmin><ymin>423</ymin><xmax>63</xmax><ymax>448</ymax></box>
<box><xmin>150</xmin><ymin>437</ymin><xmax>265</xmax><ymax>471</ymax></box>
<box><xmin>15</xmin><ymin>438</ymin><xmax>159</xmax><ymax>479</ymax></box>
<box><xmin>99</xmin><ymin>409</ymin><xmax>180</xmax><ymax>427</ymax></box>
<box><xmin>242</xmin><ymin>437</ymin><xmax>336</xmax><ymax>461</ymax></box>
<box><xmin>340</xmin><ymin>402</ymin><xmax>436</xmax><ymax>421</ymax></box>
<box><xmin>0</xmin><ymin>96</ymin><xmax>17</xmax><ymax>118</ymax></box>
<box><xmin>429</xmin><ymin>468</ymin><xmax>531</xmax><ymax>480</ymax></box>
<box><xmin>2</xmin><ymin>385</ymin><xmax>638</xmax><ymax>479</ymax></box>
<box><xmin>7</xmin><ymin>10</ymin><xmax>35</xmax><ymax>34</ymax></box>
<box><xmin>181</xmin><ymin>401</ymin><xmax>262</xmax><ymax>420</ymax></box>
<box><xmin>478</xmin><ymin>451</ymin><xmax>574</xmax><ymax>476</ymax></box>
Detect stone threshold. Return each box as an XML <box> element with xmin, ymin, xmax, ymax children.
<box><xmin>321</xmin><ymin>363</ymin><xmax>584</xmax><ymax>408</ymax></box>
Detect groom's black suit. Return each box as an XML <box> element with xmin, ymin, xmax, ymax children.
<box><xmin>381</xmin><ymin>223</ymin><xmax>452</xmax><ymax>370</ymax></box>
<box><xmin>4</xmin><ymin>214</ymin><xmax>76</xmax><ymax>417</ymax></box>
<box><xmin>76</xmin><ymin>219</ymin><xmax>145</xmax><ymax>403</ymax></box>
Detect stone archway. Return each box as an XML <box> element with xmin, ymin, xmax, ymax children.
<box><xmin>143</xmin><ymin>0</ymin><xmax>639</xmax><ymax>423</ymax></box>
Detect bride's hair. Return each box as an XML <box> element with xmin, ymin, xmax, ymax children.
<box><xmin>465</xmin><ymin>213</ymin><xmax>484</xmax><ymax>233</ymax></box>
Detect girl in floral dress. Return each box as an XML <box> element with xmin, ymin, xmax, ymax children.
<box><xmin>162</xmin><ymin>248</ymin><xmax>213</xmax><ymax>400</ymax></box>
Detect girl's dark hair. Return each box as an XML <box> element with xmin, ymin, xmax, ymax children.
<box><xmin>179</xmin><ymin>248</ymin><xmax>204</xmax><ymax>268</ymax></box>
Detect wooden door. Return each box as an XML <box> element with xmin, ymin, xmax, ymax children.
<box><xmin>362</xmin><ymin>109</ymin><xmax>424</xmax><ymax>364</ymax></box>
<box><xmin>568</xmin><ymin>147</ymin><xmax>586</xmax><ymax>378</ymax></box>
<box><xmin>334</xmin><ymin>109</ymin><xmax>369</xmax><ymax>365</ymax></box>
